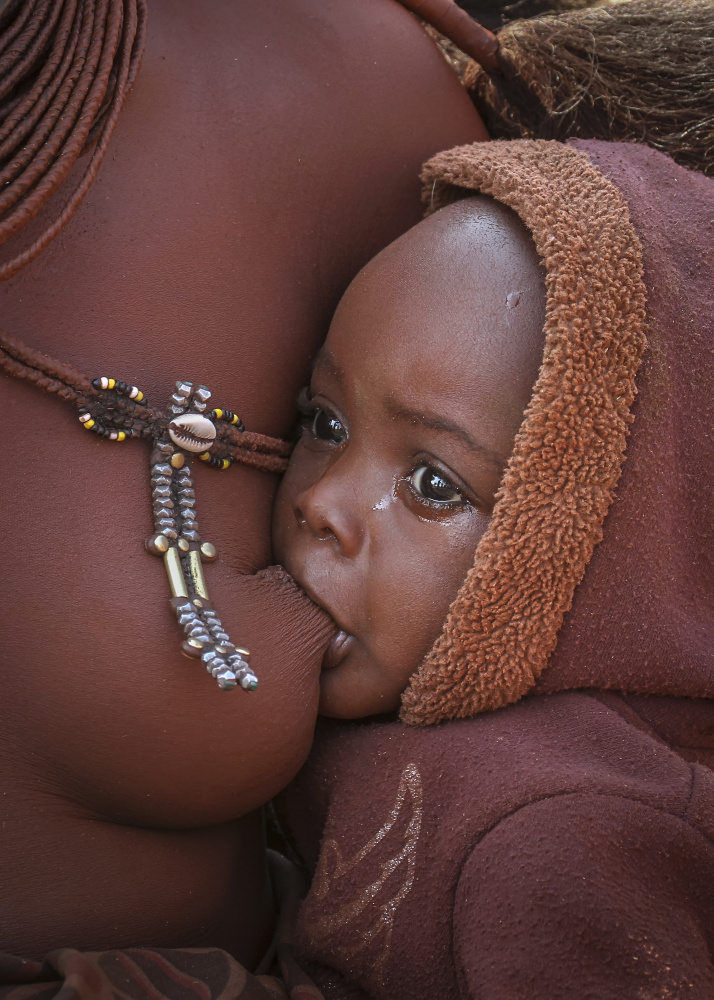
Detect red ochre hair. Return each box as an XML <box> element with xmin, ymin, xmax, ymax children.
<box><xmin>0</xmin><ymin>0</ymin><xmax>146</xmax><ymax>281</ymax></box>
<box><xmin>400</xmin><ymin>140</ymin><xmax>647</xmax><ymax>726</ymax></box>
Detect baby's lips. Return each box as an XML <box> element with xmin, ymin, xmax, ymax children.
<box><xmin>322</xmin><ymin>629</ymin><xmax>352</xmax><ymax>670</ymax></box>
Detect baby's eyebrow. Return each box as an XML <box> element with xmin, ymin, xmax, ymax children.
<box><xmin>312</xmin><ymin>348</ymin><xmax>345</xmax><ymax>383</ymax></box>
<box><xmin>387</xmin><ymin>402</ymin><xmax>507</xmax><ymax>470</ymax></box>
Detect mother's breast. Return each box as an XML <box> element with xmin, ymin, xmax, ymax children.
<box><xmin>0</xmin><ymin>0</ymin><xmax>485</xmax><ymax>826</ymax></box>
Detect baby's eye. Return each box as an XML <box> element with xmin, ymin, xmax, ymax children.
<box><xmin>409</xmin><ymin>465</ymin><xmax>465</xmax><ymax>505</ymax></box>
<box><xmin>311</xmin><ymin>407</ymin><xmax>347</xmax><ymax>446</ymax></box>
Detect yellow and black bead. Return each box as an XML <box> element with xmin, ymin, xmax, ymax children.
<box><xmin>78</xmin><ymin>408</ymin><xmax>127</xmax><ymax>441</ymax></box>
<box><xmin>211</xmin><ymin>408</ymin><xmax>244</xmax><ymax>431</ymax></box>
<box><xmin>92</xmin><ymin>376</ymin><xmax>144</xmax><ymax>402</ymax></box>
<box><xmin>199</xmin><ymin>451</ymin><xmax>233</xmax><ymax>470</ymax></box>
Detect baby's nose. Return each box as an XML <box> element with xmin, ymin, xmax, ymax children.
<box><xmin>293</xmin><ymin>476</ymin><xmax>363</xmax><ymax>559</ymax></box>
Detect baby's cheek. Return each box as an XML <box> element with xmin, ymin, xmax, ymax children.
<box><xmin>318</xmin><ymin>549</ymin><xmax>472</xmax><ymax>719</ymax></box>
<box><xmin>379</xmin><ymin>512</ymin><xmax>485</xmax><ymax>644</ymax></box>
<box><xmin>271</xmin><ymin>439</ymin><xmax>322</xmax><ymax>562</ymax></box>
<box><xmin>377</xmin><ymin>514</ymin><xmax>488</xmax><ymax>675</ymax></box>
<box><xmin>271</xmin><ymin>467</ymin><xmax>299</xmax><ymax>563</ymax></box>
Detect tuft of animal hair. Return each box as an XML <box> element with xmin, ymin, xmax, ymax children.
<box><xmin>466</xmin><ymin>0</ymin><xmax>714</xmax><ymax>176</ymax></box>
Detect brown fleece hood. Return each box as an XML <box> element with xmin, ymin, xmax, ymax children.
<box><xmin>401</xmin><ymin>139</ymin><xmax>714</xmax><ymax>726</ymax></box>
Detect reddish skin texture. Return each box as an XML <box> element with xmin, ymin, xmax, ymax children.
<box><xmin>0</xmin><ymin>0</ymin><xmax>486</xmax><ymax>966</ymax></box>
<box><xmin>273</xmin><ymin>198</ymin><xmax>545</xmax><ymax>719</ymax></box>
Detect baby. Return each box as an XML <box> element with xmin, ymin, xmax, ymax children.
<box><xmin>272</xmin><ymin>194</ymin><xmax>545</xmax><ymax>718</ymax></box>
<box><xmin>273</xmin><ymin>140</ymin><xmax>714</xmax><ymax>1000</ymax></box>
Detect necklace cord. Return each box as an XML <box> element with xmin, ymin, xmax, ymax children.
<box><xmin>0</xmin><ymin>331</ymin><xmax>292</xmax><ymax>471</ymax></box>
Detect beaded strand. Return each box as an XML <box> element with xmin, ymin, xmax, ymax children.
<box><xmin>142</xmin><ymin>379</ymin><xmax>258</xmax><ymax>691</ymax></box>
<box><xmin>0</xmin><ymin>331</ymin><xmax>293</xmax><ymax>693</ymax></box>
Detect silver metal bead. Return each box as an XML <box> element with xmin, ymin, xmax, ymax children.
<box><xmin>215</xmin><ymin>669</ymin><xmax>238</xmax><ymax>690</ymax></box>
<box><xmin>228</xmin><ymin>655</ymin><xmax>250</xmax><ymax>672</ymax></box>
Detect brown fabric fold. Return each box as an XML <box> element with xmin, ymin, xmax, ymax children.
<box><xmin>401</xmin><ymin>140</ymin><xmax>647</xmax><ymax>725</ymax></box>
<box><xmin>0</xmin><ymin>853</ymin><xmax>326</xmax><ymax>1000</ymax></box>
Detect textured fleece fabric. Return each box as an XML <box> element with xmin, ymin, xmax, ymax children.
<box><xmin>281</xmin><ymin>141</ymin><xmax>714</xmax><ymax>999</ymax></box>
<box><xmin>283</xmin><ymin>695</ymin><xmax>714</xmax><ymax>1000</ymax></box>
<box><xmin>405</xmin><ymin>140</ymin><xmax>648</xmax><ymax>725</ymax></box>
<box><xmin>404</xmin><ymin>138</ymin><xmax>714</xmax><ymax>725</ymax></box>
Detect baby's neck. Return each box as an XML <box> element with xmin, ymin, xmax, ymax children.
<box><xmin>0</xmin><ymin>758</ymin><xmax>273</xmax><ymax>965</ymax></box>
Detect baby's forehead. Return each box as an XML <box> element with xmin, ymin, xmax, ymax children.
<box><xmin>321</xmin><ymin>195</ymin><xmax>546</xmax><ymax>406</ymax></box>
<box><xmin>338</xmin><ymin>197</ymin><xmax>542</xmax><ymax>338</ymax></box>
<box><xmin>352</xmin><ymin>196</ymin><xmax>543</xmax><ymax>310</ymax></box>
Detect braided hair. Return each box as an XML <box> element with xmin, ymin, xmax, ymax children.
<box><xmin>0</xmin><ymin>0</ymin><xmax>146</xmax><ymax>280</ymax></box>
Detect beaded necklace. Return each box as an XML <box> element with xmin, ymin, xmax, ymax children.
<box><xmin>0</xmin><ymin>331</ymin><xmax>293</xmax><ymax>692</ymax></box>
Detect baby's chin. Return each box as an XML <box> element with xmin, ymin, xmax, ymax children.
<box><xmin>318</xmin><ymin>642</ymin><xmax>406</xmax><ymax>720</ymax></box>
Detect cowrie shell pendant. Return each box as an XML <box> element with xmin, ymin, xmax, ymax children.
<box><xmin>168</xmin><ymin>413</ymin><xmax>217</xmax><ymax>453</ymax></box>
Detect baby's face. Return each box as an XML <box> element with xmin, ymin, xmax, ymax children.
<box><xmin>273</xmin><ymin>198</ymin><xmax>544</xmax><ymax>718</ymax></box>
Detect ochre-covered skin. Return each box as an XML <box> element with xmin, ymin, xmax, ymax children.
<box><xmin>0</xmin><ymin>0</ymin><xmax>486</xmax><ymax>964</ymax></box>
